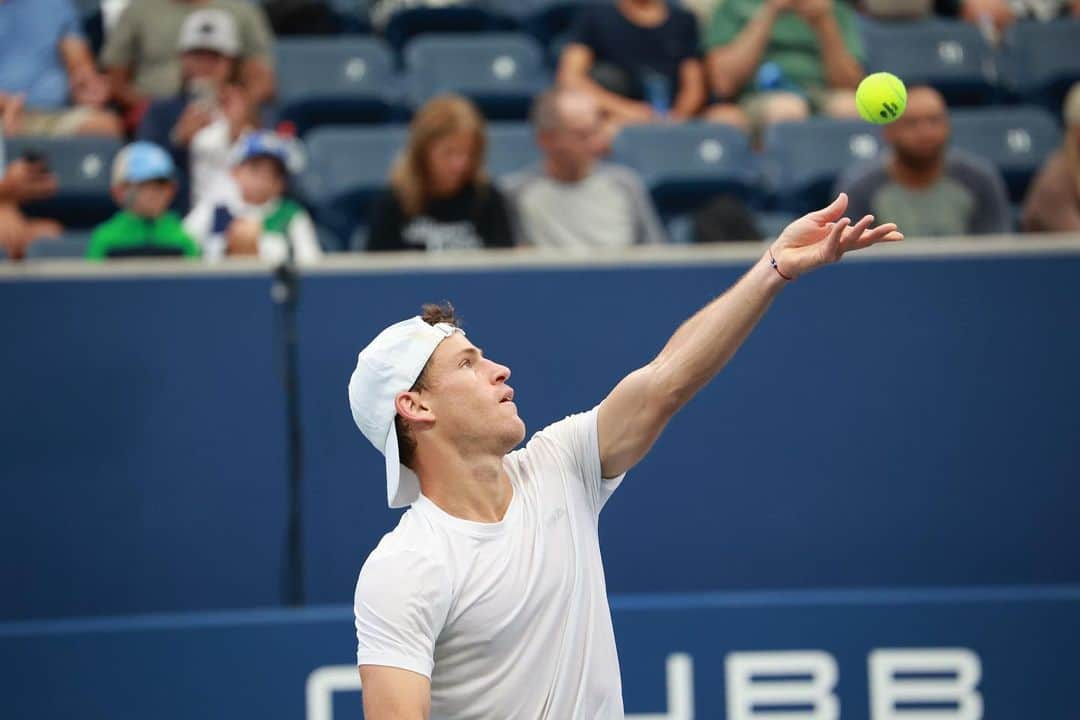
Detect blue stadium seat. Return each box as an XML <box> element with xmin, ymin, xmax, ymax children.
<box><xmin>406</xmin><ymin>33</ymin><xmax>550</xmax><ymax>120</ymax></box>
<box><xmin>297</xmin><ymin>126</ymin><xmax>408</xmax><ymax>244</ymax></box>
<box><xmin>861</xmin><ymin>19</ymin><xmax>998</xmax><ymax>106</ymax></box>
<box><xmin>274</xmin><ymin>38</ymin><xmax>401</xmax><ymax>134</ymax></box>
<box><xmin>611</xmin><ymin>123</ymin><xmax>760</xmax><ymax>221</ymax></box>
<box><xmin>949</xmin><ymin>105</ymin><xmax>1061</xmax><ymax>203</ymax></box>
<box><xmin>494</xmin><ymin>0</ymin><xmax>599</xmax><ymax>48</ymax></box>
<box><xmin>1002</xmin><ymin>19</ymin><xmax>1080</xmax><ymax>114</ymax></box>
<box><xmin>382</xmin><ymin>4</ymin><xmax>508</xmax><ymax>55</ymax></box>
<box><xmin>487</xmin><ymin>122</ymin><xmax>539</xmax><ymax>176</ymax></box>
<box><xmin>25</xmin><ymin>233</ymin><xmax>92</xmax><ymax>261</ymax></box>
<box><xmin>3</xmin><ymin>136</ymin><xmax>121</xmax><ymax>229</ymax></box>
<box><xmin>763</xmin><ymin>119</ymin><xmax>885</xmax><ymax>214</ymax></box>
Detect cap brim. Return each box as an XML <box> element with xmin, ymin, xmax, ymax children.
<box><xmin>383</xmin><ymin>424</ymin><xmax>420</xmax><ymax>509</ymax></box>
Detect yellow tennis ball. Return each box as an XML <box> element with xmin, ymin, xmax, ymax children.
<box><xmin>856</xmin><ymin>72</ymin><xmax>907</xmax><ymax>125</ymax></box>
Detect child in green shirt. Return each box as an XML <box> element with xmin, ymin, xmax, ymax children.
<box><xmin>87</xmin><ymin>141</ymin><xmax>200</xmax><ymax>260</ymax></box>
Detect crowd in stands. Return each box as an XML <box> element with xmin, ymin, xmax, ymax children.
<box><xmin>0</xmin><ymin>0</ymin><xmax>1077</xmax><ymax>263</ymax></box>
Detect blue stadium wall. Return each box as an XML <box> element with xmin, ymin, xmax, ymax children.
<box><xmin>1</xmin><ymin>242</ymin><xmax>1078</xmax><ymax>717</ymax></box>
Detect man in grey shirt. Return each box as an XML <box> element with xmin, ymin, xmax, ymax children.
<box><xmin>502</xmin><ymin>87</ymin><xmax>666</xmax><ymax>248</ymax></box>
<box><xmin>836</xmin><ymin>85</ymin><xmax>1010</xmax><ymax>238</ymax></box>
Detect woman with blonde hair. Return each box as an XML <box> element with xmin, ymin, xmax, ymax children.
<box><xmin>368</xmin><ymin>94</ymin><xmax>514</xmax><ymax>251</ymax></box>
<box><xmin>1022</xmin><ymin>82</ymin><xmax>1080</xmax><ymax>233</ymax></box>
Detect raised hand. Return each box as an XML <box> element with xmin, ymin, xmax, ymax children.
<box><xmin>770</xmin><ymin>193</ymin><xmax>903</xmax><ymax>280</ymax></box>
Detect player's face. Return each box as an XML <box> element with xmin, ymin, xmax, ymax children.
<box><xmin>422</xmin><ymin>333</ymin><xmax>525</xmax><ymax>455</ymax></box>
<box><xmin>886</xmin><ymin>88</ymin><xmax>949</xmax><ymax>169</ymax></box>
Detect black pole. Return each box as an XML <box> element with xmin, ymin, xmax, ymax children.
<box><xmin>273</xmin><ymin>259</ymin><xmax>305</xmax><ymax>607</ymax></box>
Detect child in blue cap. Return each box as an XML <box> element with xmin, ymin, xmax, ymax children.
<box><xmin>183</xmin><ymin>129</ymin><xmax>321</xmax><ymax>264</ymax></box>
<box><xmin>87</xmin><ymin>141</ymin><xmax>200</xmax><ymax>260</ymax></box>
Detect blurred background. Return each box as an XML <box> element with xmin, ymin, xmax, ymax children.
<box><xmin>1</xmin><ymin>0</ymin><xmax>1079</xmax><ymax>718</ymax></box>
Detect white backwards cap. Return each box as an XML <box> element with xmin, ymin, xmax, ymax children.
<box><xmin>347</xmin><ymin>317</ymin><xmax>462</xmax><ymax>507</ymax></box>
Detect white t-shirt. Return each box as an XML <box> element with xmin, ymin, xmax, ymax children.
<box><xmin>354</xmin><ymin>408</ymin><xmax>626</xmax><ymax>719</ymax></box>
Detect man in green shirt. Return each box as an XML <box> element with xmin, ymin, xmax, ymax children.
<box><xmin>703</xmin><ymin>0</ymin><xmax>865</xmax><ymax>133</ymax></box>
<box><xmin>88</xmin><ymin>141</ymin><xmax>199</xmax><ymax>260</ymax></box>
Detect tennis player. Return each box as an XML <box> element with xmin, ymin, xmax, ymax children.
<box><xmin>348</xmin><ymin>193</ymin><xmax>902</xmax><ymax>719</ymax></box>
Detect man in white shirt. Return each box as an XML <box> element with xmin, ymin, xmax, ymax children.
<box><xmin>347</xmin><ymin>193</ymin><xmax>903</xmax><ymax>719</ymax></box>
<box><xmin>503</xmin><ymin>86</ymin><xmax>667</xmax><ymax>249</ymax></box>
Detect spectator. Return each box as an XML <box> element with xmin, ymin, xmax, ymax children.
<box><xmin>0</xmin><ymin>134</ymin><xmax>62</xmax><ymax>260</ymax></box>
<box><xmin>184</xmin><ymin>130</ymin><xmax>321</xmax><ymax>264</ymax></box>
<box><xmin>502</xmin><ymin>87</ymin><xmax>666</xmax><ymax>249</ymax></box>
<box><xmin>937</xmin><ymin>0</ymin><xmax>1078</xmax><ymax>41</ymax></box>
<box><xmin>137</xmin><ymin>9</ymin><xmax>258</xmax><ymax>207</ymax></box>
<box><xmin>0</xmin><ymin>0</ymin><xmax>121</xmax><ymax>137</ymax></box>
<box><xmin>1022</xmin><ymin>82</ymin><xmax>1080</xmax><ymax>233</ymax></box>
<box><xmin>101</xmin><ymin>0</ymin><xmax>276</xmax><ymax>127</ymax></box>
<box><xmin>703</xmin><ymin>0</ymin><xmax>865</xmax><ymax>132</ymax></box>
<box><xmin>88</xmin><ymin>141</ymin><xmax>200</xmax><ymax>260</ymax></box>
<box><xmin>835</xmin><ymin>86</ymin><xmax>1011</xmax><ymax>237</ymax></box>
<box><xmin>557</xmin><ymin>0</ymin><xmax>706</xmax><ymax>135</ymax></box>
<box><xmin>368</xmin><ymin>95</ymin><xmax>514</xmax><ymax>252</ymax></box>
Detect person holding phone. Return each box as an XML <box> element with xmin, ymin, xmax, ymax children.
<box><xmin>136</xmin><ymin>9</ymin><xmax>258</xmax><ymax>209</ymax></box>
<box><xmin>0</xmin><ymin>141</ymin><xmax>63</xmax><ymax>261</ymax></box>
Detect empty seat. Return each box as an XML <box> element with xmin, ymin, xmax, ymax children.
<box><xmin>274</xmin><ymin>38</ymin><xmax>401</xmax><ymax>134</ymax></box>
<box><xmin>382</xmin><ymin>4</ymin><xmax>507</xmax><ymax>55</ymax></box>
<box><xmin>763</xmin><ymin>119</ymin><xmax>885</xmax><ymax>214</ymax></box>
<box><xmin>297</xmin><ymin>126</ymin><xmax>408</xmax><ymax>242</ymax></box>
<box><xmin>1002</xmin><ymin>19</ymin><xmax>1080</xmax><ymax>113</ymax></box>
<box><xmin>861</xmin><ymin>19</ymin><xmax>998</xmax><ymax>106</ymax></box>
<box><xmin>495</xmin><ymin>0</ymin><xmax>599</xmax><ymax>47</ymax></box>
<box><xmin>949</xmin><ymin>105</ymin><xmax>1061</xmax><ymax>203</ymax></box>
<box><xmin>612</xmin><ymin>123</ymin><xmax>760</xmax><ymax>220</ymax></box>
<box><xmin>487</xmin><ymin>122</ymin><xmax>539</xmax><ymax>177</ymax></box>
<box><xmin>3</xmin><ymin>136</ymin><xmax>121</xmax><ymax>229</ymax></box>
<box><xmin>25</xmin><ymin>233</ymin><xmax>92</xmax><ymax>261</ymax></box>
<box><xmin>406</xmin><ymin>33</ymin><xmax>550</xmax><ymax>120</ymax></box>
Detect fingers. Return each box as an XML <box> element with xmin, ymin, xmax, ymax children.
<box><xmin>840</xmin><ymin>214</ymin><xmax>875</xmax><ymax>249</ymax></box>
<box><xmin>808</xmin><ymin>192</ymin><xmax>849</xmax><ymax>224</ymax></box>
<box><xmin>851</xmin><ymin>222</ymin><xmax>904</xmax><ymax>250</ymax></box>
<box><xmin>821</xmin><ymin>217</ymin><xmax>850</xmax><ymax>262</ymax></box>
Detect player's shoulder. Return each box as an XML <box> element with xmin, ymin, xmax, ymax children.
<box><xmin>358</xmin><ymin>510</ymin><xmax>452</xmax><ymax>589</ymax></box>
<box><xmin>509</xmin><ymin>408</ymin><xmax>598</xmax><ymax>467</ymax></box>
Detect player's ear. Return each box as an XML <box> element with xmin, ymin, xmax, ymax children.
<box><xmin>395</xmin><ymin>391</ymin><xmax>434</xmax><ymax>424</ymax></box>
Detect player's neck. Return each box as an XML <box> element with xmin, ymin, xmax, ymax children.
<box><xmin>415</xmin><ymin>450</ymin><xmax>513</xmax><ymax>524</ymax></box>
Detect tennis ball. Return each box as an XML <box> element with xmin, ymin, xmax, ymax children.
<box><xmin>856</xmin><ymin>72</ymin><xmax>907</xmax><ymax>125</ymax></box>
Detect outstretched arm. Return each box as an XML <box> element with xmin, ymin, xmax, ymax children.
<box><xmin>597</xmin><ymin>193</ymin><xmax>902</xmax><ymax>478</ymax></box>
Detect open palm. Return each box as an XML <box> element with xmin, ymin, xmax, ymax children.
<box><xmin>771</xmin><ymin>193</ymin><xmax>904</xmax><ymax>280</ymax></box>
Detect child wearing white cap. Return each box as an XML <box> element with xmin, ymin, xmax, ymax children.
<box><xmin>348</xmin><ymin>196</ymin><xmax>903</xmax><ymax>718</ymax></box>
<box><xmin>183</xmin><ymin>129</ymin><xmax>321</xmax><ymax>264</ymax></box>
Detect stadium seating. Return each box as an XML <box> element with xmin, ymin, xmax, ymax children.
<box><xmin>496</xmin><ymin>0</ymin><xmax>599</xmax><ymax>47</ymax></box>
<box><xmin>3</xmin><ymin>136</ymin><xmax>122</xmax><ymax>229</ymax></box>
<box><xmin>274</xmin><ymin>38</ymin><xmax>402</xmax><ymax>135</ymax></box>
<box><xmin>861</xmin><ymin>19</ymin><xmax>998</xmax><ymax>106</ymax></box>
<box><xmin>405</xmin><ymin>33</ymin><xmax>550</xmax><ymax>120</ymax></box>
<box><xmin>297</xmin><ymin>126</ymin><xmax>408</xmax><ymax>248</ymax></box>
<box><xmin>949</xmin><ymin>105</ymin><xmax>1061</xmax><ymax>203</ymax></box>
<box><xmin>1001</xmin><ymin>19</ymin><xmax>1080</xmax><ymax>113</ymax></box>
<box><xmin>611</xmin><ymin>123</ymin><xmax>761</xmax><ymax>220</ymax></box>
<box><xmin>25</xmin><ymin>233</ymin><xmax>92</xmax><ymax>261</ymax></box>
<box><xmin>486</xmin><ymin>122</ymin><xmax>539</xmax><ymax>177</ymax></box>
<box><xmin>383</xmin><ymin>4</ymin><xmax>508</xmax><ymax>55</ymax></box>
<box><xmin>763</xmin><ymin>119</ymin><xmax>885</xmax><ymax>214</ymax></box>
